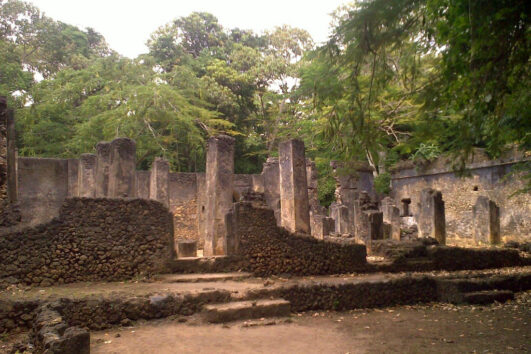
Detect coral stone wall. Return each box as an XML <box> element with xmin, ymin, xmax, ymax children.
<box><xmin>169</xmin><ymin>172</ymin><xmax>200</xmax><ymax>247</ymax></box>
<box><xmin>0</xmin><ymin>198</ymin><xmax>175</xmax><ymax>288</ymax></box>
<box><xmin>391</xmin><ymin>155</ymin><xmax>530</xmax><ymax>245</ymax></box>
<box><xmin>235</xmin><ymin>202</ymin><xmax>367</xmax><ymax>276</ymax></box>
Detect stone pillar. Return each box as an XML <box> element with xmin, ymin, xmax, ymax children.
<box><xmin>306</xmin><ymin>159</ymin><xmax>320</xmax><ymax>212</ymax></box>
<box><xmin>67</xmin><ymin>158</ymin><xmax>79</xmax><ymax>197</ymax></box>
<box><xmin>329</xmin><ymin>203</ymin><xmax>350</xmax><ymax>235</ymax></box>
<box><xmin>108</xmin><ymin>138</ymin><xmax>136</xmax><ymax>198</ymax></box>
<box><xmin>417</xmin><ymin>188</ymin><xmax>446</xmax><ymax>244</ymax></box>
<box><xmin>95</xmin><ymin>142</ymin><xmax>112</xmax><ymax>197</ymax></box>
<box><xmin>135</xmin><ymin>170</ymin><xmax>151</xmax><ymax>199</ymax></box>
<box><xmin>279</xmin><ymin>139</ymin><xmax>310</xmax><ymax>234</ymax></box>
<box><xmin>261</xmin><ymin>157</ymin><xmax>281</xmax><ymax>225</ymax></box>
<box><xmin>78</xmin><ymin>154</ymin><xmax>96</xmax><ymax>197</ymax></box>
<box><xmin>204</xmin><ymin>135</ymin><xmax>235</xmax><ymax>256</ymax></box>
<box><xmin>473</xmin><ymin>196</ymin><xmax>500</xmax><ymax>245</ymax></box>
<box><xmin>311</xmin><ymin>213</ymin><xmax>334</xmax><ymax>239</ymax></box>
<box><xmin>149</xmin><ymin>157</ymin><xmax>170</xmax><ymax>207</ymax></box>
<box><xmin>225</xmin><ymin>203</ymin><xmax>240</xmax><ymax>255</ymax></box>
<box><xmin>381</xmin><ymin>197</ymin><xmax>401</xmax><ymax>241</ymax></box>
<box><xmin>6</xmin><ymin>109</ymin><xmax>17</xmax><ymax>203</ymax></box>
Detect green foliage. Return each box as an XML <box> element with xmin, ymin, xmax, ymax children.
<box><xmin>374</xmin><ymin>172</ymin><xmax>391</xmax><ymax>195</ymax></box>
<box><xmin>410</xmin><ymin>143</ymin><xmax>441</xmax><ymax>162</ymax></box>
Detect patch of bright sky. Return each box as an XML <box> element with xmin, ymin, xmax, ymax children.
<box><xmin>29</xmin><ymin>0</ymin><xmax>352</xmax><ymax>58</ymax></box>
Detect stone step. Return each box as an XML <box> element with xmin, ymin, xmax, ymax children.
<box><xmin>202</xmin><ymin>299</ymin><xmax>291</xmax><ymax>323</ymax></box>
<box><xmin>462</xmin><ymin>290</ymin><xmax>514</xmax><ymax>305</ymax></box>
<box><xmin>157</xmin><ymin>272</ymin><xmax>252</xmax><ymax>283</ymax></box>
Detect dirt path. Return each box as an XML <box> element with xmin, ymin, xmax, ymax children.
<box><xmin>91</xmin><ymin>292</ymin><xmax>531</xmax><ymax>354</ymax></box>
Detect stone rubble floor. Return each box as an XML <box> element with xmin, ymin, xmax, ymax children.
<box><xmin>90</xmin><ymin>291</ymin><xmax>531</xmax><ymax>354</ymax></box>
<box><xmin>1</xmin><ymin>266</ymin><xmax>530</xmax><ymax>353</ymax></box>
<box><xmin>1</xmin><ymin>266</ymin><xmax>530</xmax><ymax>302</ymax></box>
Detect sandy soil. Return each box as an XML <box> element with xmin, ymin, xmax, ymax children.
<box><xmin>91</xmin><ymin>292</ymin><xmax>531</xmax><ymax>354</ymax></box>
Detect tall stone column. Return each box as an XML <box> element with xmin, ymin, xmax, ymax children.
<box><xmin>78</xmin><ymin>154</ymin><xmax>96</xmax><ymax>197</ymax></box>
<box><xmin>473</xmin><ymin>196</ymin><xmax>500</xmax><ymax>245</ymax></box>
<box><xmin>261</xmin><ymin>157</ymin><xmax>281</xmax><ymax>225</ymax></box>
<box><xmin>279</xmin><ymin>139</ymin><xmax>310</xmax><ymax>234</ymax></box>
<box><xmin>95</xmin><ymin>142</ymin><xmax>112</xmax><ymax>197</ymax></box>
<box><xmin>204</xmin><ymin>135</ymin><xmax>235</xmax><ymax>256</ymax></box>
<box><xmin>108</xmin><ymin>138</ymin><xmax>136</xmax><ymax>198</ymax></box>
<box><xmin>417</xmin><ymin>188</ymin><xmax>446</xmax><ymax>244</ymax></box>
<box><xmin>149</xmin><ymin>157</ymin><xmax>170</xmax><ymax>207</ymax></box>
<box><xmin>6</xmin><ymin>109</ymin><xmax>17</xmax><ymax>203</ymax></box>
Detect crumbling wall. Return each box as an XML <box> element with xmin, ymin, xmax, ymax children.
<box><xmin>0</xmin><ymin>198</ymin><xmax>175</xmax><ymax>288</ymax></box>
<box><xmin>235</xmin><ymin>201</ymin><xmax>367</xmax><ymax>276</ymax></box>
<box><xmin>391</xmin><ymin>155</ymin><xmax>530</xmax><ymax>245</ymax></box>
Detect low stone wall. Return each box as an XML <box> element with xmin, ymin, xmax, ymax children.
<box><xmin>236</xmin><ymin>202</ymin><xmax>367</xmax><ymax>276</ymax></box>
<box><xmin>0</xmin><ymin>198</ymin><xmax>175</xmax><ymax>288</ymax></box>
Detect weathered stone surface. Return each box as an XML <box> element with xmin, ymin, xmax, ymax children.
<box><xmin>149</xmin><ymin>157</ymin><xmax>170</xmax><ymax>207</ymax></box>
<box><xmin>177</xmin><ymin>240</ymin><xmax>197</xmax><ymax>258</ymax></box>
<box><xmin>0</xmin><ymin>96</ymin><xmax>6</xmax><ymax>204</ymax></box>
<box><xmin>310</xmin><ymin>213</ymin><xmax>334</xmax><ymax>239</ymax></box>
<box><xmin>6</xmin><ymin>109</ymin><xmax>17</xmax><ymax>203</ymax></box>
<box><xmin>203</xmin><ymin>299</ymin><xmax>291</xmax><ymax>323</ymax></box>
<box><xmin>204</xmin><ymin>135</ymin><xmax>235</xmax><ymax>256</ymax></box>
<box><xmin>279</xmin><ymin>139</ymin><xmax>310</xmax><ymax>234</ymax></box>
<box><xmin>390</xmin><ymin>152</ymin><xmax>530</xmax><ymax>245</ymax></box>
<box><xmin>329</xmin><ymin>203</ymin><xmax>350</xmax><ymax>235</ymax></box>
<box><xmin>236</xmin><ymin>197</ymin><xmax>367</xmax><ymax>276</ymax></box>
<box><xmin>66</xmin><ymin>158</ymin><xmax>79</xmax><ymax>198</ymax></box>
<box><xmin>306</xmin><ymin>159</ymin><xmax>321</xmax><ymax>213</ymax></box>
<box><xmin>0</xmin><ymin>198</ymin><xmax>175</xmax><ymax>288</ymax></box>
<box><xmin>135</xmin><ymin>170</ymin><xmax>151</xmax><ymax>199</ymax></box>
<box><xmin>381</xmin><ymin>197</ymin><xmax>401</xmax><ymax>240</ymax></box>
<box><xmin>95</xmin><ymin>142</ymin><xmax>112</xmax><ymax>197</ymax></box>
<box><xmin>78</xmin><ymin>154</ymin><xmax>96</xmax><ymax>198</ymax></box>
<box><xmin>261</xmin><ymin>157</ymin><xmax>281</xmax><ymax>226</ymax></box>
<box><xmin>473</xmin><ymin>196</ymin><xmax>500</xmax><ymax>245</ymax></box>
<box><xmin>417</xmin><ymin>188</ymin><xmax>446</xmax><ymax>244</ymax></box>
<box><xmin>108</xmin><ymin>138</ymin><xmax>137</xmax><ymax>198</ymax></box>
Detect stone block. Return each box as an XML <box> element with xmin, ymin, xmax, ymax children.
<box><xmin>6</xmin><ymin>109</ymin><xmax>17</xmax><ymax>202</ymax></box>
<box><xmin>417</xmin><ymin>188</ymin><xmax>446</xmax><ymax>244</ymax></box>
<box><xmin>279</xmin><ymin>139</ymin><xmax>310</xmax><ymax>234</ymax></box>
<box><xmin>177</xmin><ymin>240</ymin><xmax>198</xmax><ymax>258</ymax></box>
<box><xmin>95</xmin><ymin>141</ymin><xmax>112</xmax><ymax>197</ymax></box>
<box><xmin>381</xmin><ymin>197</ymin><xmax>401</xmax><ymax>241</ymax></box>
<box><xmin>149</xmin><ymin>157</ymin><xmax>170</xmax><ymax>207</ymax></box>
<box><xmin>108</xmin><ymin>138</ymin><xmax>136</xmax><ymax>198</ymax></box>
<box><xmin>78</xmin><ymin>154</ymin><xmax>96</xmax><ymax>197</ymax></box>
<box><xmin>204</xmin><ymin>135</ymin><xmax>235</xmax><ymax>256</ymax></box>
<box><xmin>67</xmin><ymin>158</ymin><xmax>79</xmax><ymax>197</ymax></box>
<box><xmin>473</xmin><ymin>196</ymin><xmax>500</xmax><ymax>245</ymax></box>
<box><xmin>310</xmin><ymin>213</ymin><xmax>334</xmax><ymax>239</ymax></box>
<box><xmin>329</xmin><ymin>203</ymin><xmax>350</xmax><ymax>235</ymax></box>
<box><xmin>135</xmin><ymin>170</ymin><xmax>150</xmax><ymax>199</ymax></box>
<box><xmin>261</xmin><ymin>157</ymin><xmax>281</xmax><ymax>225</ymax></box>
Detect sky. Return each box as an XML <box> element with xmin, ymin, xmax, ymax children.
<box><xmin>30</xmin><ymin>0</ymin><xmax>351</xmax><ymax>58</ymax></box>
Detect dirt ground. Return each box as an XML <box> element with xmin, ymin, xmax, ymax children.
<box><xmin>91</xmin><ymin>292</ymin><xmax>531</xmax><ymax>354</ymax></box>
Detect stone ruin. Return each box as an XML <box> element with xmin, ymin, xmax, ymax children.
<box><xmin>0</xmin><ymin>98</ymin><xmax>530</xmax><ymax>353</ymax></box>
